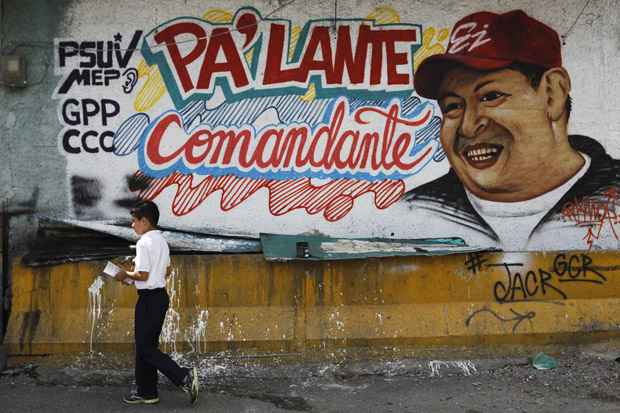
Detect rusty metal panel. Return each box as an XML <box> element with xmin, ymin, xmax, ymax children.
<box><xmin>52</xmin><ymin>219</ymin><xmax>261</xmax><ymax>253</ymax></box>
<box><xmin>22</xmin><ymin>218</ymin><xmax>262</xmax><ymax>266</ymax></box>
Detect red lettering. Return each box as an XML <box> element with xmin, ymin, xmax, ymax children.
<box><xmin>263</xmin><ymin>23</ymin><xmax>301</xmax><ymax>84</ymax></box>
<box><xmin>208</xmin><ymin>130</ymin><xmax>252</xmax><ymax>167</ymax></box>
<box><xmin>147</xmin><ymin>18</ymin><xmax>421</xmax><ymax>97</ymax></box>
<box><xmin>251</xmin><ymin>129</ymin><xmax>283</xmax><ymax>168</ymax></box>
<box><xmin>145</xmin><ymin>113</ymin><xmax>185</xmax><ymax>165</ymax></box>
<box><xmin>333</xmin><ymin>130</ymin><xmax>359</xmax><ymax>169</ymax></box>
<box><xmin>263</xmin><ymin>23</ymin><xmax>417</xmax><ymax>88</ymax></box>
<box><xmin>143</xmin><ymin>100</ymin><xmax>435</xmax><ymax>176</ymax></box>
<box><xmin>299</xmin><ymin>27</ymin><xmax>334</xmax><ymax>82</ymax></box>
<box><xmin>384</xmin><ymin>29</ymin><xmax>417</xmax><ymax>85</ymax></box>
<box><xmin>283</xmin><ymin>128</ymin><xmax>308</xmax><ymax>168</ymax></box>
<box><xmin>307</xmin><ymin>101</ymin><xmax>345</xmax><ymax>168</ymax></box>
<box><xmin>196</xmin><ymin>27</ymin><xmax>250</xmax><ymax>90</ymax></box>
<box><xmin>184</xmin><ymin>130</ymin><xmax>211</xmax><ymax>164</ymax></box>
<box><xmin>153</xmin><ymin>23</ymin><xmax>207</xmax><ymax>93</ymax></box>
<box><xmin>331</xmin><ymin>26</ymin><xmax>370</xmax><ymax>84</ymax></box>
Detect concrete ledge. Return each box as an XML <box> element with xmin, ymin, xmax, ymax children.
<box><xmin>5</xmin><ymin>251</ymin><xmax>620</xmax><ymax>358</ymax></box>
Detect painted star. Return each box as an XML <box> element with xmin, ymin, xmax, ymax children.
<box><xmin>114</xmin><ymin>33</ymin><xmax>122</xmax><ymax>42</ymax></box>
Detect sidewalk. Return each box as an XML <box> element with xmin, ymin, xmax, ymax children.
<box><xmin>1</xmin><ymin>345</ymin><xmax>620</xmax><ymax>412</ymax></box>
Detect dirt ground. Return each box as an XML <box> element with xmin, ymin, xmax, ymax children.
<box><xmin>1</xmin><ymin>343</ymin><xmax>620</xmax><ymax>412</ymax></box>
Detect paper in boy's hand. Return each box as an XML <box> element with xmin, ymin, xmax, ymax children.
<box><xmin>103</xmin><ymin>261</ymin><xmax>133</xmax><ymax>285</ymax></box>
<box><xmin>103</xmin><ymin>261</ymin><xmax>121</xmax><ymax>277</ymax></box>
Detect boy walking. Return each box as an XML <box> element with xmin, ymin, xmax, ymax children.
<box><xmin>117</xmin><ymin>201</ymin><xmax>199</xmax><ymax>405</ymax></box>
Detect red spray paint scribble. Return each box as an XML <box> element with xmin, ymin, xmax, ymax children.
<box><xmin>133</xmin><ymin>171</ymin><xmax>405</xmax><ymax>222</ymax></box>
<box><xmin>561</xmin><ymin>188</ymin><xmax>620</xmax><ymax>249</ymax></box>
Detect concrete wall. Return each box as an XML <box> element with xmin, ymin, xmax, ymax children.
<box><xmin>1</xmin><ymin>0</ymin><xmax>69</xmax><ymax>251</ymax></box>
<box><xmin>6</xmin><ymin>251</ymin><xmax>620</xmax><ymax>356</ymax></box>
<box><xmin>3</xmin><ymin>0</ymin><xmax>620</xmax><ymax>252</ymax></box>
<box><xmin>2</xmin><ymin>1</ymin><xmax>620</xmax><ymax>355</ymax></box>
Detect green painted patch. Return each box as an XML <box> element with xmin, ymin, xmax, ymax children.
<box><xmin>260</xmin><ymin>233</ymin><xmax>492</xmax><ymax>261</ymax></box>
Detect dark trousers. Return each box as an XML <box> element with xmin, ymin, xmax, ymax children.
<box><xmin>134</xmin><ymin>288</ymin><xmax>188</xmax><ymax>398</ymax></box>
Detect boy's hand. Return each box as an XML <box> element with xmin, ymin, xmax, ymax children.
<box><xmin>116</xmin><ymin>271</ymin><xmax>128</xmax><ymax>282</ymax></box>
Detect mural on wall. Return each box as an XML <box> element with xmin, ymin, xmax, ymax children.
<box><xmin>52</xmin><ymin>4</ymin><xmax>620</xmax><ymax>251</ymax></box>
<box><xmin>400</xmin><ymin>9</ymin><xmax>620</xmax><ymax>251</ymax></box>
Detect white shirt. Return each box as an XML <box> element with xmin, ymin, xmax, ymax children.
<box><xmin>133</xmin><ymin>230</ymin><xmax>170</xmax><ymax>290</ymax></box>
<box><xmin>466</xmin><ymin>152</ymin><xmax>591</xmax><ymax>250</ymax></box>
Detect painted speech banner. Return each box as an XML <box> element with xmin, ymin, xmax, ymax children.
<box><xmin>53</xmin><ymin>2</ymin><xmax>620</xmax><ymax>252</ymax></box>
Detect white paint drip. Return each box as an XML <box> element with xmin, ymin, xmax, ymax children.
<box><xmin>328</xmin><ymin>310</ymin><xmax>345</xmax><ymax>337</ymax></box>
<box><xmin>87</xmin><ymin>276</ymin><xmax>105</xmax><ymax>354</ymax></box>
<box><xmin>87</xmin><ymin>266</ymin><xmax>213</xmax><ymax>358</ymax></box>
<box><xmin>429</xmin><ymin>360</ymin><xmax>477</xmax><ymax>377</ymax></box>
<box><xmin>196</xmin><ymin>358</ymin><xmax>227</xmax><ymax>378</ymax></box>
<box><xmin>320</xmin><ymin>383</ymin><xmax>369</xmax><ymax>391</ymax></box>
<box><xmin>160</xmin><ymin>267</ymin><xmax>181</xmax><ymax>354</ymax></box>
<box><xmin>185</xmin><ymin>309</ymin><xmax>209</xmax><ymax>353</ymax></box>
<box><xmin>219</xmin><ymin>316</ymin><xmax>239</xmax><ymax>342</ymax></box>
<box><xmin>329</xmin><ymin>310</ymin><xmax>344</xmax><ymax>331</ymax></box>
<box><xmin>457</xmin><ymin>361</ymin><xmax>478</xmax><ymax>376</ymax></box>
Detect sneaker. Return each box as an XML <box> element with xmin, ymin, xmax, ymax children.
<box><xmin>180</xmin><ymin>367</ymin><xmax>199</xmax><ymax>404</ymax></box>
<box><xmin>122</xmin><ymin>391</ymin><xmax>160</xmax><ymax>405</ymax></box>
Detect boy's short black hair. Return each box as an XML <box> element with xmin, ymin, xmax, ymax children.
<box><xmin>130</xmin><ymin>201</ymin><xmax>160</xmax><ymax>227</ymax></box>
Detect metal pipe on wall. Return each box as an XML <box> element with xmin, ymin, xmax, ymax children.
<box><xmin>0</xmin><ymin>201</ymin><xmax>7</xmax><ymax>371</ymax></box>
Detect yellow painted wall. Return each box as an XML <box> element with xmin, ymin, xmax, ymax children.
<box><xmin>5</xmin><ymin>251</ymin><xmax>620</xmax><ymax>357</ymax></box>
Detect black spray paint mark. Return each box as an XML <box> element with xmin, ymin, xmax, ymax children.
<box><xmin>126</xmin><ymin>173</ymin><xmax>152</xmax><ymax>191</ymax></box>
<box><xmin>71</xmin><ymin>176</ymin><xmax>102</xmax><ymax>217</ymax></box>
<box><xmin>490</xmin><ymin>253</ymin><xmax>608</xmax><ymax>304</ymax></box>
<box><xmin>465</xmin><ymin>307</ymin><xmax>536</xmax><ymax>334</ymax></box>
<box><xmin>114</xmin><ymin>197</ymin><xmax>141</xmax><ymax>209</ymax></box>
<box><xmin>490</xmin><ymin>262</ymin><xmax>567</xmax><ymax>303</ymax></box>
<box><xmin>113</xmin><ymin>173</ymin><xmax>153</xmax><ymax>209</ymax></box>
<box><xmin>464</xmin><ymin>252</ymin><xmax>488</xmax><ymax>275</ymax></box>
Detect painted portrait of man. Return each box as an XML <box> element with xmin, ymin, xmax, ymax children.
<box><xmin>402</xmin><ymin>10</ymin><xmax>620</xmax><ymax>250</ymax></box>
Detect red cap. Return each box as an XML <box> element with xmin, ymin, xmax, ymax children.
<box><xmin>414</xmin><ymin>10</ymin><xmax>562</xmax><ymax>99</ymax></box>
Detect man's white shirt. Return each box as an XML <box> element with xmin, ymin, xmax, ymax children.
<box><xmin>465</xmin><ymin>152</ymin><xmax>591</xmax><ymax>250</ymax></box>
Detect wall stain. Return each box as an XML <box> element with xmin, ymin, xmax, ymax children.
<box><xmin>18</xmin><ymin>310</ymin><xmax>41</xmax><ymax>352</ymax></box>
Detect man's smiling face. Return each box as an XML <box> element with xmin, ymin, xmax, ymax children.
<box><xmin>438</xmin><ymin>66</ymin><xmax>558</xmax><ymax>201</ymax></box>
